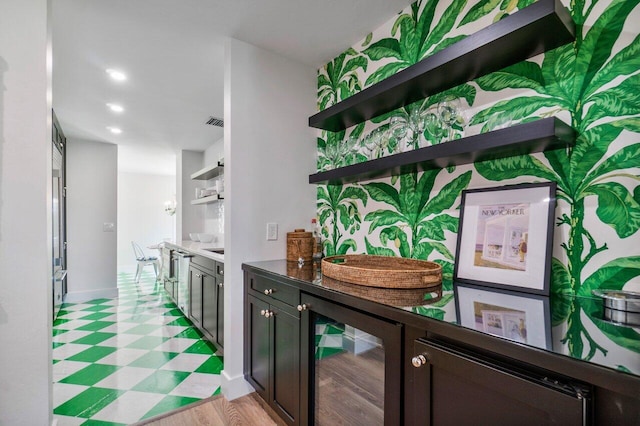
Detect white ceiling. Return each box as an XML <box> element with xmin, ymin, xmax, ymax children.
<box><xmin>52</xmin><ymin>0</ymin><xmax>410</xmax><ymax>169</ymax></box>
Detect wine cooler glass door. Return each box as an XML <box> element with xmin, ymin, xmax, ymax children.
<box><xmin>301</xmin><ymin>295</ymin><xmax>402</xmax><ymax>426</ymax></box>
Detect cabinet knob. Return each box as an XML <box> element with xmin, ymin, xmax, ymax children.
<box><xmin>195</xmin><ymin>273</ymin><xmax>201</xmax><ymax>278</ymax></box>
<box><xmin>264</xmin><ymin>288</ymin><xmax>273</xmax><ymax>295</ymax></box>
<box><xmin>218</xmin><ymin>282</ymin><xmax>223</xmax><ymax>287</ymax></box>
<box><xmin>264</xmin><ymin>310</ymin><xmax>273</xmax><ymax>318</ymax></box>
<box><xmin>260</xmin><ymin>309</ymin><xmax>266</xmax><ymax>316</ymax></box>
<box><xmin>411</xmin><ymin>354</ymin><xmax>428</xmax><ymax>368</ymax></box>
<box><xmin>297</xmin><ymin>303</ymin><xmax>309</xmax><ymax>311</ymax></box>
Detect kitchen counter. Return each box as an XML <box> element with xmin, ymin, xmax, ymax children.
<box><xmin>243</xmin><ymin>259</ymin><xmax>640</xmax><ymax>399</ymax></box>
<box><xmin>164</xmin><ymin>240</ymin><xmax>224</xmax><ymax>261</ymax></box>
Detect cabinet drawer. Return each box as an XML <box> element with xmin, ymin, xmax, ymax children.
<box><xmin>411</xmin><ymin>339</ymin><xmax>590</xmax><ymax>426</ymax></box>
<box><xmin>250</xmin><ymin>274</ymin><xmax>299</xmax><ymax>307</ymax></box>
<box><xmin>192</xmin><ymin>255</ymin><xmax>215</xmax><ymax>274</ymax></box>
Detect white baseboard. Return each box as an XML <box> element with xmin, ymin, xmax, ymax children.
<box><xmin>64</xmin><ymin>287</ymin><xmax>119</xmax><ymax>303</ymax></box>
<box><xmin>220</xmin><ymin>369</ymin><xmax>254</xmax><ymax>401</ymax></box>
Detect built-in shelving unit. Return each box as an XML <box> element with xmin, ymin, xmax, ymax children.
<box><xmin>309</xmin><ymin>117</ymin><xmax>574</xmax><ymax>184</ymax></box>
<box><xmin>191</xmin><ymin>194</ymin><xmax>225</xmax><ymax>205</ymax></box>
<box><xmin>308</xmin><ymin>0</ymin><xmax>575</xmax><ymax>132</ymax></box>
<box><xmin>191</xmin><ymin>161</ymin><xmax>224</xmax><ymax>180</ymax></box>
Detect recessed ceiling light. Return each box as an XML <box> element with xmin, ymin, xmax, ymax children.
<box><xmin>106</xmin><ymin>103</ymin><xmax>124</xmax><ymax>113</ymax></box>
<box><xmin>106</xmin><ymin>68</ymin><xmax>127</xmax><ymax>81</ymax></box>
<box><xmin>107</xmin><ymin>127</ymin><xmax>122</xmax><ymax>134</ymax></box>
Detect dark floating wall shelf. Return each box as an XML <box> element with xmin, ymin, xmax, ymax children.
<box><xmin>309</xmin><ymin>0</ymin><xmax>575</xmax><ymax>132</ymax></box>
<box><xmin>309</xmin><ymin>117</ymin><xmax>575</xmax><ymax>184</ymax></box>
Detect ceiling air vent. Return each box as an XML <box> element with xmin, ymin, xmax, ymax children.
<box><xmin>205</xmin><ymin>116</ymin><xmax>224</xmax><ymax>127</ymax></box>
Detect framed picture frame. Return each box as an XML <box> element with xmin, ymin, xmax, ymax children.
<box><xmin>453</xmin><ymin>182</ymin><xmax>556</xmax><ymax>295</ymax></box>
<box><xmin>454</xmin><ymin>282</ymin><xmax>552</xmax><ymax>350</ymax></box>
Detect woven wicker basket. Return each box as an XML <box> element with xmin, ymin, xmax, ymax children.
<box><xmin>321</xmin><ymin>254</ymin><xmax>442</xmax><ymax>289</ymax></box>
<box><xmin>286</xmin><ymin>229</ymin><xmax>313</xmax><ymax>262</ymax></box>
<box><xmin>322</xmin><ymin>275</ymin><xmax>442</xmax><ymax>307</ymax></box>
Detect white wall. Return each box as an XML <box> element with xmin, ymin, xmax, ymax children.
<box><xmin>0</xmin><ymin>0</ymin><xmax>53</xmax><ymax>423</ymax></box>
<box><xmin>203</xmin><ymin>137</ymin><xmax>225</xmax><ymax>242</ymax></box>
<box><xmin>117</xmin><ymin>171</ymin><xmax>176</xmax><ymax>270</ymax></box>
<box><xmin>177</xmin><ymin>150</ymin><xmax>204</xmax><ymax>241</ymax></box>
<box><xmin>222</xmin><ymin>38</ymin><xmax>316</xmax><ymax>399</ymax></box>
<box><xmin>66</xmin><ymin>138</ymin><xmax>118</xmax><ymax>301</ymax></box>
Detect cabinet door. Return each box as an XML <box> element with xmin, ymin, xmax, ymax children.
<box><xmin>411</xmin><ymin>339</ymin><xmax>588</xmax><ymax>426</ymax></box>
<box><xmin>271</xmin><ymin>305</ymin><xmax>300</xmax><ymax>426</ymax></box>
<box><xmin>189</xmin><ymin>266</ymin><xmax>203</xmax><ymax>327</ymax></box>
<box><xmin>202</xmin><ymin>273</ymin><xmax>217</xmax><ymax>340</ymax></box>
<box><xmin>246</xmin><ymin>294</ymin><xmax>270</xmax><ymax>401</ymax></box>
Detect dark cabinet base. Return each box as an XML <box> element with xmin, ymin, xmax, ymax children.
<box><xmin>243</xmin><ymin>262</ymin><xmax>640</xmax><ymax>426</ymax></box>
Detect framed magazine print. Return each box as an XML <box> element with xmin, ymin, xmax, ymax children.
<box><xmin>453</xmin><ymin>182</ymin><xmax>556</xmax><ymax>295</ymax></box>
<box><xmin>454</xmin><ymin>282</ymin><xmax>552</xmax><ymax>350</ymax></box>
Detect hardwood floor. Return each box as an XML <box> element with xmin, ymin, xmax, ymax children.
<box><xmin>136</xmin><ymin>393</ymin><xmax>281</xmax><ymax>426</ymax></box>
<box><xmin>315</xmin><ymin>346</ymin><xmax>385</xmax><ymax>425</ymax></box>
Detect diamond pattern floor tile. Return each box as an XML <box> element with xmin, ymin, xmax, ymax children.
<box><xmin>52</xmin><ymin>271</ymin><xmax>223</xmax><ymax>424</ymax></box>
<box><xmin>131</xmin><ymin>369</ymin><xmax>190</xmax><ymax>394</ymax></box>
<box><xmin>96</xmin><ymin>348</ymin><xmax>148</xmax><ymax>366</ymax></box>
<box><xmin>91</xmin><ymin>390</ymin><xmax>165</xmax><ymax>424</ymax></box>
<box><xmin>140</xmin><ymin>395</ymin><xmax>201</xmax><ymax>420</ymax></box>
<box><xmin>159</xmin><ymin>353</ymin><xmax>211</xmax><ymax>372</ymax></box>
<box><xmin>93</xmin><ymin>366</ymin><xmax>156</xmax><ymax>390</ymax></box>
<box><xmin>53</xmin><ymin>387</ymin><xmax>125</xmax><ymax>417</ymax></box>
<box><xmin>169</xmin><ymin>372</ymin><xmax>221</xmax><ymax>398</ymax></box>
<box><xmin>66</xmin><ymin>346</ymin><xmax>118</xmax><ymax>363</ymax></box>
<box><xmin>128</xmin><ymin>350</ymin><xmax>179</xmax><ymax>369</ymax></box>
<box><xmin>59</xmin><ymin>364</ymin><xmax>122</xmax><ymax>386</ymax></box>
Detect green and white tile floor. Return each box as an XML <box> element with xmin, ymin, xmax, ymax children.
<box><xmin>52</xmin><ymin>271</ymin><xmax>223</xmax><ymax>425</ymax></box>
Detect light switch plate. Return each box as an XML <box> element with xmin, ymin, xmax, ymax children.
<box><xmin>103</xmin><ymin>222</ymin><xmax>115</xmax><ymax>232</ymax></box>
<box><xmin>266</xmin><ymin>223</ymin><xmax>278</xmax><ymax>241</ymax></box>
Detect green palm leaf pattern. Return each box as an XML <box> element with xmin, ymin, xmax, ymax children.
<box><xmin>318</xmin><ymin>48</ymin><xmax>367</xmax><ymax>111</ymax></box>
<box><xmin>363</xmin><ymin>170</ymin><xmax>471</xmax><ymax>280</ymax></box>
<box><xmin>317</xmin><ymin>184</ymin><xmax>368</xmax><ymax>256</ymax></box>
<box><xmin>470</xmin><ymin>0</ymin><xmax>640</xmax><ymax>359</ymax></box>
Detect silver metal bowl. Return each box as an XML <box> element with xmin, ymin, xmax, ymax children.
<box><xmin>602</xmin><ymin>308</ymin><xmax>640</xmax><ymax>327</ymax></box>
<box><xmin>592</xmin><ymin>289</ymin><xmax>640</xmax><ymax>326</ymax></box>
<box><xmin>592</xmin><ymin>289</ymin><xmax>640</xmax><ymax>313</ymax></box>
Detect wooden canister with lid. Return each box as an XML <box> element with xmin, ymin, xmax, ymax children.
<box><xmin>287</xmin><ymin>229</ymin><xmax>313</xmax><ymax>262</ymax></box>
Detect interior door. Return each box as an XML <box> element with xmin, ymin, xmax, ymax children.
<box><xmin>52</xmin><ymin>134</ymin><xmax>66</xmax><ymax>317</ymax></box>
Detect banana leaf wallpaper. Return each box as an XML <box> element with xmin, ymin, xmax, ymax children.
<box><xmin>315</xmin><ymin>0</ymin><xmax>640</xmax><ymax>372</ymax></box>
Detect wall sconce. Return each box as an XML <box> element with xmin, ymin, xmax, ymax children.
<box><xmin>164</xmin><ymin>199</ymin><xmax>177</xmax><ymax>216</ymax></box>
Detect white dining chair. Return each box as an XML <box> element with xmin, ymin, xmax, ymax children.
<box><xmin>132</xmin><ymin>241</ymin><xmax>160</xmax><ymax>282</ymax></box>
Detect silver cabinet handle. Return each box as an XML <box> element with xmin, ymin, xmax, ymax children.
<box><xmin>218</xmin><ymin>282</ymin><xmax>223</xmax><ymax>287</ymax></box>
<box><xmin>264</xmin><ymin>310</ymin><xmax>273</xmax><ymax>318</ymax></box>
<box><xmin>260</xmin><ymin>309</ymin><xmax>266</xmax><ymax>316</ymax></box>
<box><xmin>297</xmin><ymin>303</ymin><xmax>309</xmax><ymax>311</ymax></box>
<box><xmin>411</xmin><ymin>354</ymin><xmax>428</xmax><ymax>368</ymax></box>
<box><xmin>195</xmin><ymin>273</ymin><xmax>201</xmax><ymax>278</ymax></box>
<box><xmin>264</xmin><ymin>288</ymin><xmax>273</xmax><ymax>295</ymax></box>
